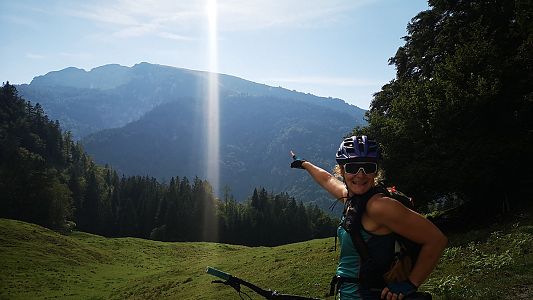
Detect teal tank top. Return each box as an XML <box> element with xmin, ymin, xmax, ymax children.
<box><xmin>336</xmin><ymin>225</ymin><xmax>370</xmax><ymax>278</ymax></box>
<box><xmin>335</xmin><ymin>223</ymin><xmax>396</xmax><ymax>299</ymax></box>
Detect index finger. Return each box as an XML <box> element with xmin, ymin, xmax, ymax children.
<box><xmin>381</xmin><ymin>287</ymin><xmax>389</xmax><ymax>299</ymax></box>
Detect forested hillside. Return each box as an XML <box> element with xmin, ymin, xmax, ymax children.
<box><xmin>360</xmin><ymin>0</ymin><xmax>533</xmax><ymax>220</ymax></box>
<box><xmin>0</xmin><ymin>83</ymin><xmax>337</xmax><ymax>244</ymax></box>
<box><xmin>81</xmin><ymin>93</ymin><xmax>356</xmax><ymax>203</ymax></box>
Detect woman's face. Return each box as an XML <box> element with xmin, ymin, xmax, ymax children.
<box><xmin>341</xmin><ymin>162</ymin><xmax>377</xmax><ymax>195</ymax></box>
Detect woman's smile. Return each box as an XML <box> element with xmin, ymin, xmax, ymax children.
<box><xmin>344</xmin><ymin>172</ymin><xmax>375</xmax><ymax>195</ymax></box>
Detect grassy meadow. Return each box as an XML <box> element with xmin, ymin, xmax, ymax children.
<box><xmin>1</xmin><ymin>213</ymin><xmax>532</xmax><ymax>300</ymax></box>
<box><xmin>0</xmin><ymin>218</ymin><xmax>337</xmax><ymax>299</ymax></box>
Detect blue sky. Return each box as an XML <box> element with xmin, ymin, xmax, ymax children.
<box><xmin>1</xmin><ymin>0</ymin><xmax>429</xmax><ymax>109</ymax></box>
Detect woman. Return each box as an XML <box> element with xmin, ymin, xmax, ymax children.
<box><xmin>291</xmin><ymin>136</ymin><xmax>447</xmax><ymax>300</ymax></box>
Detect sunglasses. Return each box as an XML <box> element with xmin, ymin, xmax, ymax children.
<box><xmin>344</xmin><ymin>162</ymin><xmax>378</xmax><ymax>175</ymax></box>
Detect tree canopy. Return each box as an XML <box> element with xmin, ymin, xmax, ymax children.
<box><xmin>362</xmin><ymin>0</ymin><xmax>533</xmax><ymax>217</ymax></box>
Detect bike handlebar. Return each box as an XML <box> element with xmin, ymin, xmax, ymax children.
<box><xmin>206</xmin><ymin>266</ymin><xmax>322</xmax><ymax>300</ymax></box>
<box><xmin>207</xmin><ymin>266</ymin><xmax>431</xmax><ymax>300</ymax></box>
<box><xmin>206</xmin><ymin>266</ymin><xmax>231</xmax><ymax>281</ymax></box>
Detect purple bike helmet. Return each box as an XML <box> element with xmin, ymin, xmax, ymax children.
<box><xmin>335</xmin><ymin>135</ymin><xmax>381</xmax><ymax>164</ymax></box>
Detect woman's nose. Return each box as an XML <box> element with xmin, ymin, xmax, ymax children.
<box><xmin>354</xmin><ymin>168</ymin><xmax>365</xmax><ymax>176</ymax></box>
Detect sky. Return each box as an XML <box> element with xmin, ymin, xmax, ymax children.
<box><xmin>0</xmin><ymin>0</ymin><xmax>429</xmax><ymax>109</ymax></box>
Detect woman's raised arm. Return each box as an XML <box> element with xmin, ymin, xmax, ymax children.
<box><xmin>290</xmin><ymin>151</ymin><xmax>346</xmax><ymax>200</ymax></box>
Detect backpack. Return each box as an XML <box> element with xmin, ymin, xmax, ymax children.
<box><xmin>341</xmin><ymin>184</ymin><xmax>421</xmax><ymax>286</ymax></box>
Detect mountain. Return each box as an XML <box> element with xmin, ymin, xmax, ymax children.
<box><xmin>82</xmin><ymin>93</ymin><xmax>356</xmax><ymax>203</ymax></box>
<box><xmin>17</xmin><ymin>63</ymin><xmax>366</xmax><ymax>139</ymax></box>
<box><xmin>16</xmin><ymin>63</ymin><xmax>367</xmax><ymax>206</ymax></box>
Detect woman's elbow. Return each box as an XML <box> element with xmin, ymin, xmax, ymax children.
<box><xmin>436</xmin><ymin>232</ymin><xmax>448</xmax><ymax>252</ymax></box>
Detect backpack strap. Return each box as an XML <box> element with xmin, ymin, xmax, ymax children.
<box><xmin>348</xmin><ymin>223</ymin><xmax>371</xmax><ymax>261</ymax></box>
<box><xmin>342</xmin><ymin>185</ymin><xmax>387</xmax><ymax>262</ymax></box>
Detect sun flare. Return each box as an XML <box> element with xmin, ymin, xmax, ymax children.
<box><xmin>204</xmin><ymin>0</ymin><xmax>220</xmax><ymax>242</ymax></box>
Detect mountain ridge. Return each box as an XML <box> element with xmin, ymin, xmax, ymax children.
<box><xmin>16</xmin><ymin>62</ymin><xmax>366</xmax><ymax>206</ymax></box>
<box><xmin>22</xmin><ymin>62</ymin><xmax>365</xmax><ymax>136</ymax></box>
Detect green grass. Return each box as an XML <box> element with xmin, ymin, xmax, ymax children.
<box><xmin>1</xmin><ymin>215</ymin><xmax>532</xmax><ymax>299</ymax></box>
<box><xmin>0</xmin><ymin>219</ymin><xmax>338</xmax><ymax>299</ymax></box>
<box><xmin>425</xmin><ymin>213</ymin><xmax>533</xmax><ymax>300</ymax></box>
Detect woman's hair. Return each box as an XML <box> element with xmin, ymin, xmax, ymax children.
<box><xmin>333</xmin><ymin>165</ymin><xmax>343</xmax><ymax>180</ymax></box>
<box><xmin>333</xmin><ymin>164</ymin><xmax>385</xmax><ymax>185</ymax></box>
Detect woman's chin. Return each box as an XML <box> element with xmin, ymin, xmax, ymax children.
<box><xmin>348</xmin><ymin>182</ymin><xmax>372</xmax><ymax>195</ymax></box>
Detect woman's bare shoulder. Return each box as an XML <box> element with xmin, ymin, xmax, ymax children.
<box><xmin>366</xmin><ymin>194</ymin><xmax>406</xmax><ymax>218</ymax></box>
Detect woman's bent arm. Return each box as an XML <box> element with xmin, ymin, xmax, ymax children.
<box><xmin>366</xmin><ymin>196</ymin><xmax>448</xmax><ymax>287</ymax></box>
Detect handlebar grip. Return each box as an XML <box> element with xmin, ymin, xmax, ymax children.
<box><xmin>206</xmin><ymin>266</ymin><xmax>231</xmax><ymax>281</ymax></box>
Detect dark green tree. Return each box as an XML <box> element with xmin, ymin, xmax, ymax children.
<box><xmin>0</xmin><ymin>83</ymin><xmax>73</xmax><ymax>229</ymax></box>
<box><xmin>363</xmin><ymin>0</ymin><xmax>533</xmax><ymax>219</ymax></box>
